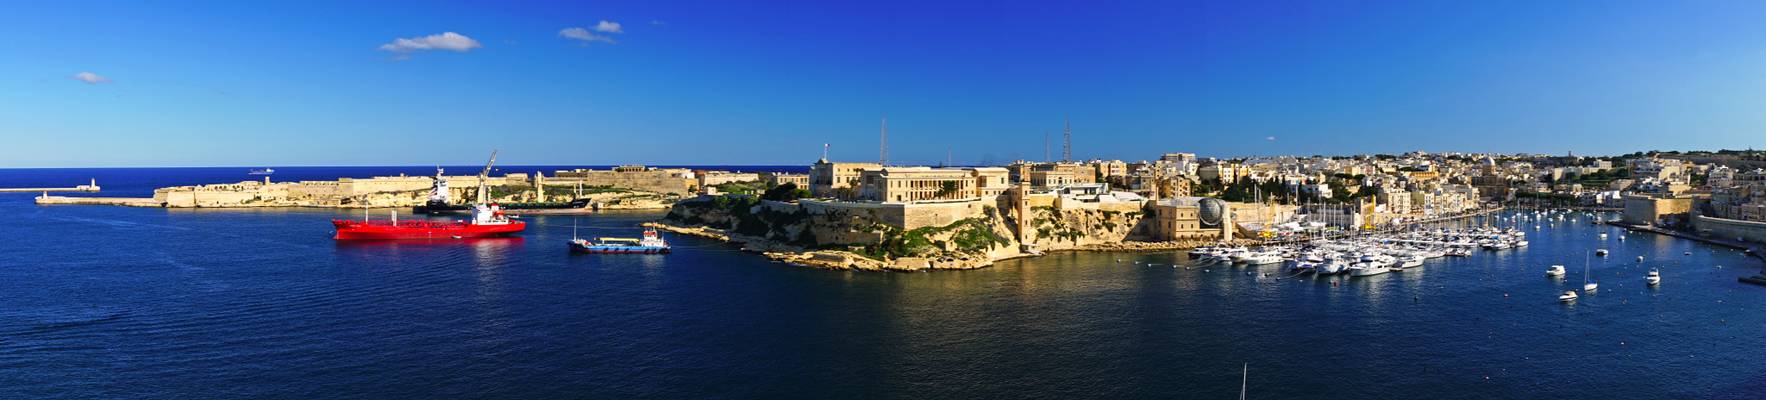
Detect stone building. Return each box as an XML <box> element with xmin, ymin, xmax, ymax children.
<box><xmin>857</xmin><ymin>167</ymin><xmax>1010</xmax><ymax>203</ymax></box>
<box><xmin>697</xmin><ymin>171</ymin><xmax>761</xmax><ymax>187</ymax></box>
<box><xmin>810</xmin><ymin>160</ymin><xmax>882</xmax><ymax>199</ymax></box>
<box><xmin>1144</xmin><ymin>197</ymin><xmax>1232</xmax><ymax>241</ymax></box>
<box><xmin>763</xmin><ymin>172</ymin><xmax>810</xmax><ymax>189</ymax></box>
<box><xmin>1623</xmin><ymin>194</ymin><xmax>1693</xmax><ymax>226</ymax></box>
<box><xmin>1008</xmin><ymin>162</ymin><xmax>1096</xmax><ymax>189</ymax></box>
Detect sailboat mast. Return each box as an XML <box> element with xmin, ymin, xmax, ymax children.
<box><xmin>1240</xmin><ymin>363</ymin><xmax>1248</xmax><ymax>400</ymax></box>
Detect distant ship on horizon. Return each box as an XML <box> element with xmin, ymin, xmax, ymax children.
<box><xmin>248</xmin><ymin>168</ymin><xmax>275</xmax><ymax>175</ymax></box>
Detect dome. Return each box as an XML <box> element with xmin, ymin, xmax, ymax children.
<box><xmin>1198</xmin><ymin>198</ymin><xmax>1227</xmax><ymax>227</ymax></box>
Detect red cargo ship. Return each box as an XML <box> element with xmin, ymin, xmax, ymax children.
<box><xmin>333</xmin><ymin>204</ymin><xmax>525</xmax><ymax>240</ymax></box>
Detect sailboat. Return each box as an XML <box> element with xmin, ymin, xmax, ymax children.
<box><xmin>1582</xmin><ymin>253</ymin><xmax>1598</xmax><ymax>292</ymax></box>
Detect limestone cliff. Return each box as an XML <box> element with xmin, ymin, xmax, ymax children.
<box><xmin>660</xmin><ymin>195</ymin><xmax>1208</xmax><ymax>271</ymax></box>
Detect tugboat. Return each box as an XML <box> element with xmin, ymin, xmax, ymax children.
<box><xmin>333</xmin><ymin>203</ymin><xmax>525</xmax><ymax>240</ymax></box>
<box><xmin>413</xmin><ymin>167</ymin><xmax>469</xmax><ymax>215</ymax></box>
<box><xmin>569</xmin><ymin>227</ymin><xmax>671</xmax><ymax>254</ymax></box>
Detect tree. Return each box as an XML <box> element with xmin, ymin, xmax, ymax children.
<box><xmin>934</xmin><ymin>180</ymin><xmax>960</xmax><ymax>198</ymax></box>
<box><xmin>761</xmin><ymin>182</ymin><xmax>811</xmax><ymax>202</ymax></box>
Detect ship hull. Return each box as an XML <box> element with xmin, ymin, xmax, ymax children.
<box><xmin>332</xmin><ymin>220</ymin><xmax>526</xmax><ymax>240</ymax></box>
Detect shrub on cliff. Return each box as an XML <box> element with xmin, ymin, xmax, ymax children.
<box><xmin>761</xmin><ymin>183</ymin><xmax>811</xmax><ymax>202</ymax></box>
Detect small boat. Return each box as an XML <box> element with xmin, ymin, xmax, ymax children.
<box><xmin>1599</xmin><ymin>233</ymin><xmax>1608</xmax><ymax>240</ymax></box>
<box><xmin>1239</xmin><ymin>253</ymin><xmax>1284</xmax><ymax>265</ymax></box>
<box><xmin>1559</xmin><ymin>290</ymin><xmax>1578</xmax><ymax>302</ymax></box>
<box><xmin>1349</xmin><ymin>257</ymin><xmax>1393</xmax><ymax>277</ymax></box>
<box><xmin>1636</xmin><ymin>255</ymin><xmax>1644</xmax><ymax>262</ymax></box>
<box><xmin>248</xmin><ymin>168</ymin><xmax>275</xmax><ymax>175</ymax></box>
<box><xmin>1645</xmin><ymin>269</ymin><xmax>1661</xmax><ymax>285</ymax></box>
<box><xmin>1398</xmin><ymin>255</ymin><xmax>1424</xmax><ymax>269</ymax></box>
<box><xmin>569</xmin><ymin>227</ymin><xmax>672</xmax><ymax>254</ymax></box>
<box><xmin>1546</xmin><ymin>265</ymin><xmax>1565</xmax><ymax>277</ymax></box>
<box><xmin>1594</xmin><ymin>249</ymin><xmax>1608</xmax><ymax>257</ymax></box>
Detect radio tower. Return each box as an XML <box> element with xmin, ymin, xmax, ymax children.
<box><xmin>879</xmin><ymin>117</ymin><xmax>888</xmax><ymax>166</ymax></box>
<box><xmin>1062</xmin><ymin>116</ymin><xmax>1072</xmax><ymax>163</ymax></box>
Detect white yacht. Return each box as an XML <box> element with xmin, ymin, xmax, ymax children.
<box><xmin>1599</xmin><ymin>233</ymin><xmax>1608</xmax><ymax>240</ymax></box>
<box><xmin>1559</xmin><ymin>290</ymin><xmax>1578</xmax><ymax>302</ymax></box>
<box><xmin>1350</xmin><ymin>256</ymin><xmax>1394</xmax><ymax>277</ymax></box>
<box><xmin>1645</xmin><ymin>269</ymin><xmax>1661</xmax><ymax>286</ymax></box>
<box><xmin>1398</xmin><ymin>254</ymin><xmax>1424</xmax><ymax>269</ymax></box>
<box><xmin>1546</xmin><ymin>265</ymin><xmax>1565</xmax><ymax>277</ymax></box>
<box><xmin>1240</xmin><ymin>252</ymin><xmax>1284</xmax><ymax>265</ymax></box>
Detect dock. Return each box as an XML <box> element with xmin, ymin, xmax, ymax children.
<box><xmin>34</xmin><ymin>196</ymin><xmax>162</xmax><ymax>207</ymax></box>
<box><xmin>0</xmin><ymin>179</ymin><xmax>101</xmax><ymax>193</ymax></box>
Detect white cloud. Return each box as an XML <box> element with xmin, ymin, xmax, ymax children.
<box><xmin>559</xmin><ymin>27</ymin><xmax>616</xmax><ymax>44</ymax></box>
<box><xmin>378</xmin><ymin>32</ymin><xmax>483</xmax><ymax>54</ymax></box>
<box><xmin>594</xmin><ymin>20</ymin><xmax>623</xmax><ymax>34</ymax></box>
<box><xmin>71</xmin><ymin>71</ymin><xmax>110</xmax><ymax>84</ymax></box>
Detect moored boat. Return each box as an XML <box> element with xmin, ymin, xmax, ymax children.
<box><xmin>570</xmin><ymin>228</ymin><xmax>672</xmax><ymax>254</ymax></box>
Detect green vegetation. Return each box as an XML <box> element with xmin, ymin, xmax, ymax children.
<box><xmin>934</xmin><ymin>180</ymin><xmax>961</xmax><ymax>198</ymax></box>
<box><xmin>761</xmin><ymin>182</ymin><xmax>811</xmax><ymax>202</ymax></box>
<box><xmin>714</xmin><ymin>180</ymin><xmax>769</xmax><ymax>195</ymax></box>
<box><xmin>574</xmin><ymin>185</ymin><xmax>631</xmax><ymax>195</ymax></box>
<box><xmin>1569</xmin><ymin>167</ymin><xmax>1629</xmax><ymax>187</ymax></box>
<box><xmin>1217</xmin><ymin>178</ymin><xmax>1289</xmax><ymax>203</ymax></box>
<box><xmin>858</xmin><ymin>217</ymin><xmax>1004</xmax><ymax>260</ymax></box>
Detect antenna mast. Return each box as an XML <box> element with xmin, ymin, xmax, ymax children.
<box><xmin>879</xmin><ymin>117</ymin><xmax>888</xmax><ymax>166</ymax></box>
<box><xmin>1062</xmin><ymin>116</ymin><xmax>1072</xmax><ymax>163</ymax></box>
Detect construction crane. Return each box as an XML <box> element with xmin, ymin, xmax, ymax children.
<box><xmin>476</xmin><ymin>150</ymin><xmax>498</xmax><ymax>204</ymax></box>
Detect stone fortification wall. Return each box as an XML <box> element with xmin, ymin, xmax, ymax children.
<box><xmin>796</xmin><ymin>198</ymin><xmax>998</xmax><ymax>231</ymax></box>
<box><xmin>1694</xmin><ymin>215</ymin><xmax>1766</xmax><ymax>244</ymax></box>
<box><xmin>553</xmin><ymin>171</ymin><xmax>695</xmax><ymax>195</ymax></box>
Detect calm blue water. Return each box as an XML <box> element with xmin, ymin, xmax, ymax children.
<box><xmin>2</xmin><ymin>168</ymin><xmax>1763</xmax><ymax>399</ymax></box>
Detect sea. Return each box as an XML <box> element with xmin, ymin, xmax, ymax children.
<box><xmin>1</xmin><ymin>166</ymin><xmax>1763</xmax><ymax>399</ymax></box>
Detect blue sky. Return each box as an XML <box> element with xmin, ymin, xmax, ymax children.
<box><xmin>3</xmin><ymin>1</ymin><xmax>1764</xmax><ymax>167</ymax></box>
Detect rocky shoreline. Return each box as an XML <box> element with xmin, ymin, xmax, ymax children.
<box><xmin>644</xmin><ymin>221</ymin><xmax>1213</xmax><ymax>272</ymax></box>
